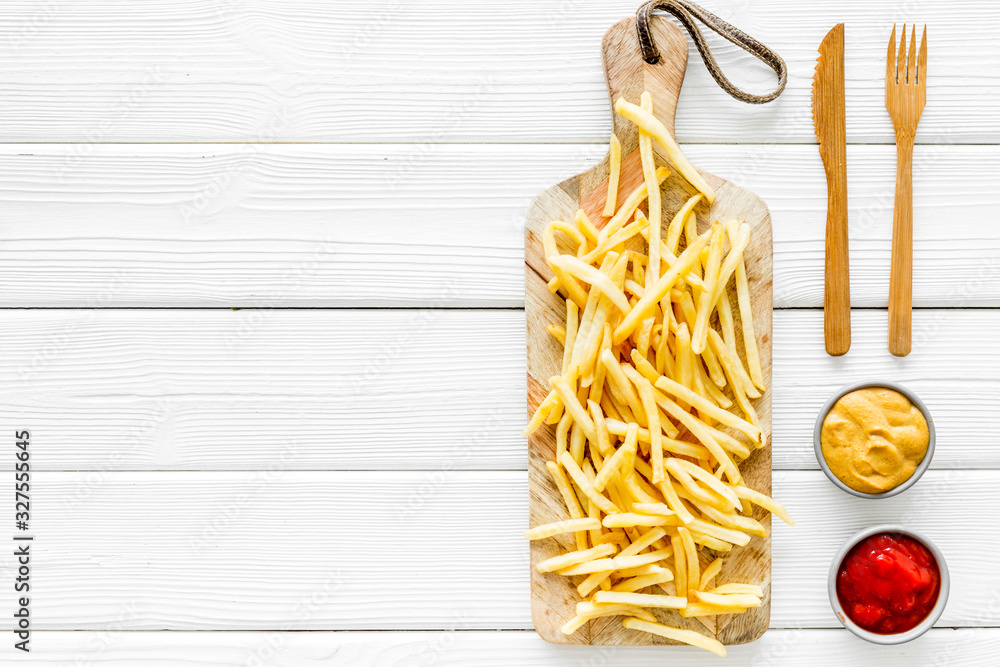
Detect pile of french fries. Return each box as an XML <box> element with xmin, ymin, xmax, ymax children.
<box><xmin>523</xmin><ymin>92</ymin><xmax>793</xmax><ymax>657</ymax></box>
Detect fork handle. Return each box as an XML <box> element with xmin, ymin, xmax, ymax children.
<box><xmin>889</xmin><ymin>134</ymin><xmax>915</xmax><ymax>357</ymax></box>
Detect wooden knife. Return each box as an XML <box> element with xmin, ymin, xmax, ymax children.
<box><xmin>812</xmin><ymin>23</ymin><xmax>851</xmax><ymax>356</ymax></box>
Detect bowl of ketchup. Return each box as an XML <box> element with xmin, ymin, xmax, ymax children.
<box><xmin>829</xmin><ymin>525</ymin><xmax>949</xmax><ymax>644</ymax></box>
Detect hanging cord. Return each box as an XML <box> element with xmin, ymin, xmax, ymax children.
<box><xmin>636</xmin><ymin>0</ymin><xmax>787</xmax><ymax>104</ymax></box>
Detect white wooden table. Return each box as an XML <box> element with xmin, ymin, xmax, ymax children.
<box><xmin>0</xmin><ymin>0</ymin><xmax>998</xmax><ymax>664</ymax></box>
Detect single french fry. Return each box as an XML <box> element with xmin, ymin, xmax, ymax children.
<box><xmin>569</xmin><ymin>421</ymin><xmax>585</xmax><ymax>466</ymax></box>
<box><xmin>547</xmin><ymin>324</ymin><xmax>567</xmax><ymax>346</ymax></box>
<box><xmin>699</xmin><ymin>558</ymin><xmax>724</xmax><ymax>591</ymax></box>
<box><xmin>612</xmin><ymin>570</ymin><xmax>675</xmax><ymax>592</ymax></box>
<box><xmin>599</xmin><ymin>167</ymin><xmax>670</xmax><ymax>242</ymax></box>
<box><xmin>689</xmin><ymin>518</ymin><xmax>752</xmax><ymax>547</ymax></box>
<box><xmin>674</xmin><ymin>323</ymin><xmax>694</xmax><ymax>393</ymax></box>
<box><xmin>622</xmin><ymin>618</ymin><xmax>726</xmax><ymax>657</ymax></box>
<box><xmin>594</xmin><ymin>590</ymin><xmax>686</xmax><ymax>609</ymax></box>
<box><xmin>671</xmin><ymin>458</ymin><xmax>741</xmax><ymax>510</ymax></box>
<box><xmin>550</xmin><ymin>376</ymin><xmax>598</xmax><ymax>443</ymax></box>
<box><xmin>666</xmin><ymin>194</ymin><xmax>703</xmax><ymax>253</ymax></box>
<box><xmin>614</xmin><ymin>229</ymin><xmax>712</xmax><ymax>344</ymax></box>
<box><xmin>707</xmin><ymin>329</ymin><xmax>759</xmax><ymax>428</ymax></box>
<box><xmin>692</xmin><ymin>533</ymin><xmax>733</xmax><ymax>553</ymax></box>
<box><xmin>614</xmin><ymin>99</ymin><xmax>715</xmax><ymax>203</ymax></box>
<box><xmin>543</xmin><ymin>224</ymin><xmax>589</xmax><ymax>309</ymax></box>
<box><xmin>693</xmin><ymin>590</ymin><xmax>761</xmax><ymax>608</ymax></box>
<box><xmin>612</xmin><ymin>548</ymin><xmax>674</xmax><ymax>570</ymax></box>
<box><xmin>593</xmin><ymin>426</ymin><xmax>638</xmax><ymax>491</ymax></box>
<box><xmin>555</xmin><ymin>410</ymin><xmax>572</xmax><ymax>458</ymax></box>
<box><xmin>631</xmin><ymin>349</ymin><xmax>760</xmax><ymax>443</ymax></box>
<box><xmin>569</xmin><ymin>210</ymin><xmax>597</xmax><ymax>249</ymax></box>
<box><xmin>620</xmin><ymin>364</ymin><xmax>664</xmax><ymax>483</ymax></box>
<box><xmin>577</xmin><ymin>526</ymin><xmax>668</xmax><ymax>597</ymax></box>
<box><xmin>549</xmin><ymin>254</ymin><xmax>632</xmax><ymax>315</ymax></box>
<box><xmin>615</xmin><ymin>563</ymin><xmax>669</xmax><ymax>578</ymax></box>
<box><xmin>604</xmin><ymin>420</ymin><xmax>707</xmax><ymax>459</ymax></box>
<box><xmin>559</xmin><ymin>451</ymin><xmax>620</xmax><ymax>515</ymax></box>
<box><xmin>678</xmin><ymin>527</ymin><xmax>699</xmax><ymax>599</ymax></box>
<box><xmin>700</xmin><ymin>505</ymin><xmax>768</xmax><ymax>538</ymax></box>
<box><xmin>536</xmin><ymin>543</ymin><xmax>616</xmax><ymax>574</ymax></box>
<box><xmin>732</xmin><ymin>485</ymin><xmax>794</xmax><ymax>526</ymax></box>
<box><xmin>603</xmin><ymin>513</ymin><xmax>676</xmax><ymax>529</ymax></box>
<box><xmin>602</xmin><ymin>133</ymin><xmax>622</xmax><ymax>217</ymax></box>
<box><xmin>691</xmin><ymin>222</ymin><xmax>725</xmax><ymax>354</ymax></box>
<box><xmin>561</xmin><ymin>604</ymin><xmax>657</xmax><ymax>635</ymax></box>
<box><xmin>557</xmin><ymin>558</ymin><xmax>616</xmax><ymax>576</ymax></box>
<box><xmin>654</xmin><ymin>391</ymin><xmax>741</xmax><ymax>484</ymax></box>
<box><xmin>630</xmin><ymin>502</ymin><xmax>676</xmax><ymax>517</ymax></box>
<box><xmin>711</xmin><ymin>583</ymin><xmax>764</xmax><ymax>596</ymax></box>
<box><xmin>678</xmin><ymin>603</ymin><xmax>748</xmax><ymax>619</ymax></box>
<box><xmin>656</xmin><ymin>479</ymin><xmax>695</xmax><ymax>525</ymax></box>
<box><xmin>588</xmin><ymin>399</ymin><xmax>613</xmax><ymax>457</ymax></box>
<box><xmin>522</xmin><ymin>390</ymin><xmax>558</xmax><ymax>438</ymax></box>
<box><xmin>639</xmin><ymin>92</ymin><xmax>662</xmax><ymax>290</ymax></box>
<box><xmin>524</xmin><ymin>518</ymin><xmax>602</xmax><ymax>540</ymax></box>
<box><xmin>730</xmin><ymin>227</ymin><xmax>765</xmax><ymax>392</ymax></box>
<box><xmin>671</xmin><ymin>533</ymin><xmax>688</xmax><ymax>598</ymax></box>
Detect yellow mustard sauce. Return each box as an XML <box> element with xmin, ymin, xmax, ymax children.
<box><xmin>820</xmin><ymin>387</ymin><xmax>930</xmax><ymax>494</ymax></box>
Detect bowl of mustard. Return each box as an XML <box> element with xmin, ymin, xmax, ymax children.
<box><xmin>814</xmin><ymin>381</ymin><xmax>934</xmax><ymax>499</ymax></box>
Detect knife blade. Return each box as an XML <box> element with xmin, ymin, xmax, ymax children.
<box><xmin>812</xmin><ymin>23</ymin><xmax>851</xmax><ymax>356</ymax></box>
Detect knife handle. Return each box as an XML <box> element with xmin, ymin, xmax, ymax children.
<box><xmin>888</xmin><ymin>136</ymin><xmax>914</xmax><ymax>357</ymax></box>
<box><xmin>824</xmin><ymin>166</ymin><xmax>851</xmax><ymax>356</ymax></box>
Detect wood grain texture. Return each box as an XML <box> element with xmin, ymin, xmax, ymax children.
<box><xmin>0</xmin><ymin>309</ymin><xmax>526</xmax><ymax>471</ymax></box>
<box><xmin>1</xmin><ymin>469</ymin><xmax>998</xmax><ymax>630</ymax></box>
<box><xmin>2</xmin><ymin>309</ymin><xmax>999</xmax><ymax>471</ymax></box>
<box><xmin>0</xmin><ymin>0</ymin><xmax>995</xmax><ymax>143</ymax></box>
<box><xmin>813</xmin><ymin>24</ymin><xmax>851</xmax><ymax>356</ymax></box>
<box><xmin>6</xmin><ymin>629</ymin><xmax>1000</xmax><ymax>665</ymax></box>
<box><xmin>885</xmin><ymin>24</ymin><xmax>928</xmax><ymax>357</ymax></box>
<box><xmin>524</xmin><ymin>15</ymin><xmax>772</xmax><ymax>647</ymax></box>
<box><xmin>0</xmin><ymin>143</ymin><xmax>996</xmax><ymax>308</ymax></box>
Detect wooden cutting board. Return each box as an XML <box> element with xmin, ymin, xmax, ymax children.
<box><xmin>523</xmin><ymin>14</ymin><xmax>773</xmax><ymax>647</ymax></box>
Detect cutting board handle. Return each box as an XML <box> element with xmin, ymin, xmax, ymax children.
<box><xmin>602</xmin><ymin>16</ymin><xmax>689</xmax><ymax>144</ymax></box>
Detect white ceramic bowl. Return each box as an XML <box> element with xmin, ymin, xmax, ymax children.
<box><xmin>814</xmin><ymin>380</ymin><xmax>935</xmax><ymax>499</ymax></box>
<box><xmin>828</xmin><ymin>525</ymin><xmax>950</xmax><ymax>644</ymax></box>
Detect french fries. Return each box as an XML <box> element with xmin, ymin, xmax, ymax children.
<box><xmin>523</xmin><ymin>90</ymin><xmax>792</xmax><ymax>654</ymax></box>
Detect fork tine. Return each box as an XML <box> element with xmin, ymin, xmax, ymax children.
<box><xmin>918</xmin><ymin>25</ymin><xmax>928</xmax><ymax>85</ymax></box>
<box><xmin>897</xmin><ymin>24</ymin><xmax>907</xmax><ymax>83</ymax></box>
<box><xmin>887</xmin><ymin>24</ymin><xmax>897</xmax><ymax>84</ymax></box>
<box><xmin>907</xmin><ymin>25</ymin><xmax>917</xmax><ymax>83</ymax></box>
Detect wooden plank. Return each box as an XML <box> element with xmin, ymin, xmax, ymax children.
<box><xmin>0</xmin><ymin>469</ymin><xmax>996</xmax><ymax>630</ymax></box>
<box><xmin>0</xmin><ymin>0</ymin><xmax>995</xmax><ymax>143</ymax></box>
<box><xmin>1</xmin><ymin>308</ymin><xmax>998</xmax><ymax>471</ymax></box>
<box><xmin>0</xmin><ymin>143</ymin><xmax>996</xmax><ymax>308</ymax></box>
<box><xmin>5</xmin><ymin>629</ymin><xmax>998</xmax><ymax>665</ymax></box>
<box><xmin>0</xmin><ymin>309</ymin><xmax>526</xmax><ymax>471</ymax></box>
<box><xmin>524</xmin><ymin>14</ymin><xmax>772</xmax><ymax>646</ymax></box>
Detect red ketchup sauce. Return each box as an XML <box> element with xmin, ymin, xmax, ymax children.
<box><xmin>836</xmin><ymin>532</ymin><xmax>940</xmax><ymax>634</ymax></box>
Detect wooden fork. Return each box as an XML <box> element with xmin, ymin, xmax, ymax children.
<box><xmin>886</xmin><ymin>24</ymin><xmax>927</xmax><ymax>357</ymax></box>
